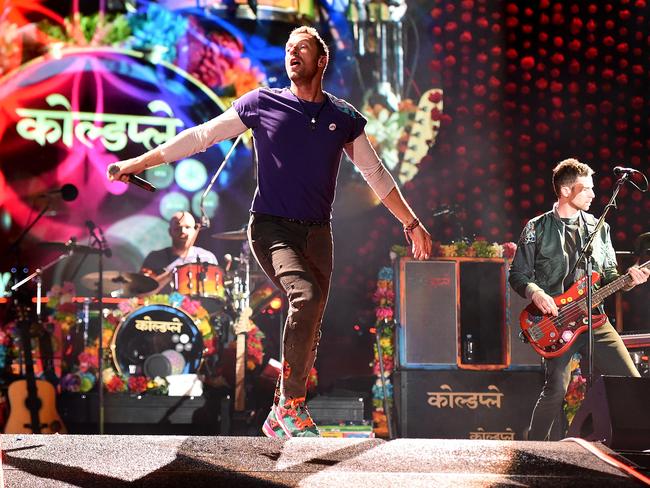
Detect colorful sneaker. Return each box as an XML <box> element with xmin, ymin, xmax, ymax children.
<box><xmin>262</xmin><ymin>405</ymin><xmax>287</xmax><ymax>438</ymax></box>
<box><xmin>275</xmin><ymin>397</ymin><xmax>321</xmax><ymax>437</ymax></box>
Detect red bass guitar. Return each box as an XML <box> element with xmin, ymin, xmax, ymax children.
<box><xmin>519</xmin><ymin>260</ymin><xmax>649</xmax><ymax>358</ymax></box>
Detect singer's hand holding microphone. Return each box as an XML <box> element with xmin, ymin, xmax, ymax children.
<box><xmin>107</xmin><ymin>160</ymin><xmax>156</xmax><ymax>192</ymax></box>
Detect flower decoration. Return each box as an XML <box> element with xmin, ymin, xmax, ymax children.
<box><xmin>435</xmin><ymin>240</ymin><xmax>515</xmax><ymax>259</ymax></box>
<box><xmin>0</xmin><ymin>325</ymin><xmax>17</xmax><ymax>371</ymax></box>
<box><xmin>502</xmin><ymin>242</ymin><xmax>518</xmax><ymax>259</ymax></box>
<box><xmin>127</xmin><ymin>375</ymin><xmax>149</xmax><ymax>394</ymax></box>
<box><xmin>180</xmin><ymin>22</ymin><xmax>266</xmax><ymax>100</ymax></box>
<box><xmin>126</xmin><ymin>3</ymin><xmax>188</xmax><ymax>62</ymax></box>
<box><xmin>40</xmin><ymin>12</ymin><xmax>131</xmax><ymax>47</ymax></box>
<box><xmin>46</xmin><ymin>282</ymin><xmax>77</xmax><ymax>335</ymax></box>
<box><xmin>246</xmin><ymin>324</ymin><xmax>265</xmax><ymax>371</ymax></box>
<box><xmin>563</xmin><ymin>353</ymin><xmax>587</xmax><ymax>426</ymax></box>
<box><xmin>52</xmin><ymin>291</ymin><xmax>266</xmax><ymax>396</ymax></box>
<box><xmin>361</xmin><ymin>90</ymin><xmax>441</xmax><ymax>186</ymax></box>
<box><xmin>363</xmin><ymin>101</ymin><xmax>415</xmax><ymax>171</ymax></box>
<box><xmin>370</xmin><ymin>266</ymin><xmax>396</xmax><ymax>436</ymax></box>
<box><xmin>104</xmin><ymin>368</ymin><xmax>127</xmax><ymax>393</ymax></box>
<box><xmin>0</xmin><ymin>21</ymin><xmax>22</xmax><ymax>76</ymax></box>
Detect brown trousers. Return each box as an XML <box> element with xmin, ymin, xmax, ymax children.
<box><xmin>248</xmin><ymin>213</ymin><xmax>333</xmax><ymax>400</ymax></box>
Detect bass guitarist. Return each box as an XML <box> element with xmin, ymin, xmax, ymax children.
<box><xmin>509</xmin><ymin>158</ymin><xmax>649</xmax><ymax>441</ymax></box>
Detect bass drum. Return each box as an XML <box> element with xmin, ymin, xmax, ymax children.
<box><xmin>110</xmin><ymin>304</ymin><xmax>204</xmax><ymax>377</ymax></box>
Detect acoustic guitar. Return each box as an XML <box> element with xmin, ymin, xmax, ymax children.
<box><xmin>519</xmin><ymin>260</ymin><xmax>650</xmax><ymax>358</ymax></box>
<box><xmin>234</xmin><ymin>306</ymin><xmax>253</xmax><ymax>412</ymax></box>
<box><xmin>4</xmin><ymin>301</ymin><xmax>66</xmax><ymax>434</ymax></box>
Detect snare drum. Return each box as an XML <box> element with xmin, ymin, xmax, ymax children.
<box><xmin>173</xmin><ymin>263</ymin><xmax>225</xmax><ymax>299</ymax></box>
<box><xmin>110</xmin><ymin>304</ymin><xmax>204</xmax><ymax>377</ymax></box>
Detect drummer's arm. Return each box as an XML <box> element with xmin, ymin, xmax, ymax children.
<box><xmin>141</xmin><ymin>267</ymin><xmax>173</xmax><ymax>296</ymax></box>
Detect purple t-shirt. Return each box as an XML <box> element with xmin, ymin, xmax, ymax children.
<box><xmin>233</xmin><ymin>87</ymin><xmax>366</xmax><ymax>221</ymax></box>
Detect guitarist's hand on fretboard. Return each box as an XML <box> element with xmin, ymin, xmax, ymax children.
<box><xmin>626</xmin><ymin>265</ymin><xmax>650</xmax><ymax>289</ymax></box>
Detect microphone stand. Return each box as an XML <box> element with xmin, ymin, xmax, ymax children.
<box><xmin>87</xmin><ymin>226</ymin><xmax>110</xmax><ymax>434</ymax></box>
<box><xmin>573</xmin><ymin>172</ymin><xmax>629</xmax><ymax>388</ymax></box>
<box><xmin>8</xmin><ymin>201</ymin><xmax>52</xmax><ymax>280</ymax></box>
<box><xmin>199</xmin><ymin>134</ymin><xmax>244</xmax><ymax>229</ymax></box>
<box><xmin>11</xmin><ymin>252</ymin><xmax>72</xmax><ymax>322</ymax></box>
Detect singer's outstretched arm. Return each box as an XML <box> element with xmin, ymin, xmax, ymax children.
<box><xmin>107</xmin><ymin>108</ymin><xmax>247</xmax><ymax>183</ymax></box>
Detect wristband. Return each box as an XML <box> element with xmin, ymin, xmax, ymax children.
<box><xmin>403</xmin><ymin>218</ymin><xmax>420</xmax><ymax>243</ymax></box>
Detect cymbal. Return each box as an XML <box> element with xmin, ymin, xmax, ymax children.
<box><xmin>81</xmin><ymin>271</ymin><xmax>158</xmax><ymax>296</ymax></box>
<box><xmin>211</xmin><ymin>228</ymin><xmax>247</xmax><ymax>240</ymax></box>
<box><xmin>39</xmin><ymin>241</ymin><xmax>103</xmax><ymax>255</ymax></box>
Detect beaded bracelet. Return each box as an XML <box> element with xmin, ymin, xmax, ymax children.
<box><xmin>403</xmin><ymin>218</ymin><xmax>420</xmax><ymax>243</ymax></box>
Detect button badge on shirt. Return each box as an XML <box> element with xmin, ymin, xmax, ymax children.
<box><xmin>328</xmin><ymin>123</ymin><xmax>336</xmax><ymax>131</ymax></box>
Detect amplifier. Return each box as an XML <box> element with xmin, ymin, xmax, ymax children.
<box><xmin>621</xmin><ymin>331</ymin><xmax>650</xmax><ymax>377</ymax></box>
<box><xmin>306</xmin><ymin>395</ymin><xmax>365</xmax><ymax>424</ymax></box>
<box><xmin>396</xmin><ymin>258</ymin><xmax>509</xmax><ymax>369</ymax></box>
<box><xmin>394</xmin><ymin>369</ymin><xmax>543</xmax><ymax>439</ymax></box>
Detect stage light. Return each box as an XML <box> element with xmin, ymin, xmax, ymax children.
<box><xmin>145</xmin><ymin>164</ymin><xmax>175</xmax><ymax>189</ymax></box>
<box><xmin>175</xmin><ymin>158</ymin><xmax>207</xmax><ymax>192</ymax></box>
<box><xmin>159</xmin><ymin>192</ymin><xmax>190</xmax><ymax>220</ymax></box>
<box><xmin>1</xmin><ymin>209</ymin><xmax>11</xmax><ymax>231</ymax></box>
<box><xmin>191</xmin><ymin>190</ymin><xmax>219</xmax><ymax>219</ymax></box>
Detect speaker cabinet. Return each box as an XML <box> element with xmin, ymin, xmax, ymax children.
<box><xmin>397</xmin><ymin>260</ymin><xmax>457</xmax><ymax>367</ymax></box>
<box><xmin>567</xmin><ymin>376</ymin><xmax>650</xmax><ymax>450</ymax></box>
<box><xmin>396</xmin><ymin>258</ymin><xmax>508</xmax><ymax>369</ymax></box>
<box><xmin>394</xmin><ymin>369</ymin><xmax>543</xmax><ymax>439</ymax></box>
<box><xmin>506</xmin><ymin>286</ymin><xmax>542</xmax><ymax>369</ymax></box>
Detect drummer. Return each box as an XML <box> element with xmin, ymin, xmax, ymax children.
<box><xmin>141</xmin><ymin>211</ymin><xmax>218</xmax><ymax>294</ymax></box>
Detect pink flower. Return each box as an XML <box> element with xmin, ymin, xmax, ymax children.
<box><xmin>180</xmin><ymin>297</ymin><xmax>200</xmax><ymax>316</ymax></box>
<box><xmin>502</xmin><ymin>242</ymin><xmax>517</xmax><ymax>259</ymax></box>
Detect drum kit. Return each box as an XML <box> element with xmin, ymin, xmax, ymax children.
<box><xmin>37</xmin><ymin>225</ymin><xmax>270</xmax><ymax>383</ymax></box>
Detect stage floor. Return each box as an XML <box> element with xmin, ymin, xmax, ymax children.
<box><xmin>1</xmin><ymin>435</ymin><xmax>646</xmax><ymax>487</ymax></box>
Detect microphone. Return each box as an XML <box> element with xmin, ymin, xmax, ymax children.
<box><xmin>45</xmin><ymin>183</ymin><xmax>78</xmax><ymax>201</ymax></box>
<box><xmin>613</xmin><ymin>166</ymin><xmax>640</xmax><ymax>176</ymax></box>
<box><xmin>85</xmin><ymin>220</ymin><xmax>112</xmax><ymax>258</ymax></box>
<box><xmin>108</xmin><ymin>164</ymin><xmax>156</xmax><ymax>192</ymax></box>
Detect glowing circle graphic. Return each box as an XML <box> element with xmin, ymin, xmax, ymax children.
<box><xmin>159</xmin><ymin>192</ymin><xmax>190</xmax><ymax>221</ymax></box>
<box><xmin>175</xmin><ymin>158</ymin><xmax>208</xmax><ymax>192</ymax></box>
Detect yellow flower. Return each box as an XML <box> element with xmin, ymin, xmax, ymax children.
<box><xmin>197</xmin><ymin>318</ymin><xmax>211</xmax><ymax>337</ymax></box>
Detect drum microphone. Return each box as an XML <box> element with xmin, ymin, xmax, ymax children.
<box><xmin>41</xmin><ymin>183</ymin><xmax>78</xmax><ymax>201</ymax></box>
<box><xmin>108</xmin><ymin>164</ymin><xmax>156</xmax><ymax>192</ymax></box>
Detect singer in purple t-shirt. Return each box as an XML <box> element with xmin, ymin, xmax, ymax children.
<box><xmin>108</xmin><ymin>26</ymin><xmax>432</xmax><ymax>438</ymax></box>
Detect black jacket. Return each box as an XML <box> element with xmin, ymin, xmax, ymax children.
<box><xmin>509</xmin><ymin>205</ymin><xmax>619</xmax><ymax>300</ymax></box>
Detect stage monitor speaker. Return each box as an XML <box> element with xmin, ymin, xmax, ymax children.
<box><xmin>567</xmin><ymin>376</ymin><xmax>650</xmax><ymax>451</ymax></box>
<box><xmin>397</xmin><ymin>260</ymin><xmax>457</xmax><ymax>367</ymax></box>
